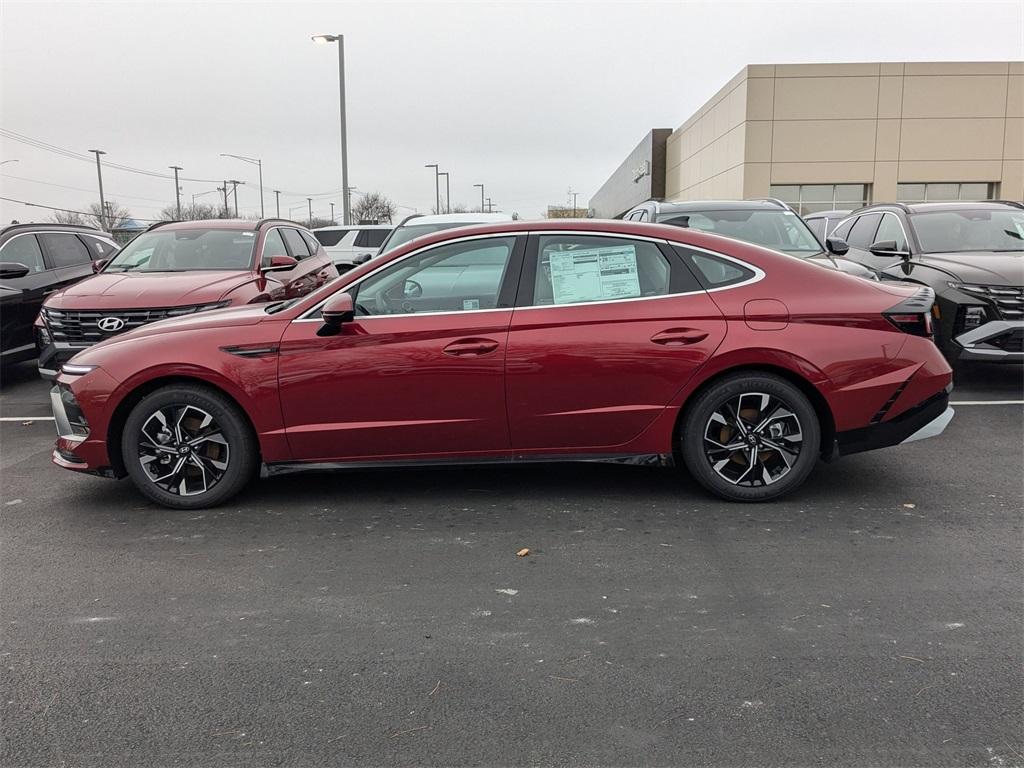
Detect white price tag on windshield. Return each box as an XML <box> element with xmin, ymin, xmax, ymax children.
<box><xmin>548</xmin><ymin>245</ymin><xmax>641</xmax><ymax>305</ymax></box>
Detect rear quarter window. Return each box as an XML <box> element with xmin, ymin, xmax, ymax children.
<box><xmin>673</xmin><ymin>246</ymin><xmax>756</xmax><ymax>289</ymax></box>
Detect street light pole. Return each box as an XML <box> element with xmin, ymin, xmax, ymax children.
<box><xmin>474</xmin><ymin>183</ymin><xmax>484</xmax><ymax>213</ymax></box>
<box><xmin>88</xmin><ymin>149</ymin><xmax>107</xmax><ymax>231</ymax></box>
<box><xmin>274</xmin><ymin>190</ymin><xmax>280</xmax><ymax>217</ymax></box>
<box><xmin>486</xmin><ymin>197</ymin><xmax>493</xmax><ymax>213</ymax></box>
<box><xmin>424</xmin><ymin>164</ymin><xmax>440</xmax><ymax>214</ymax></box>
<box><xmin>169</xmin><ymin>166</ymin><xmax>183</xmax><ymax>218</ymax></box>
<box><xmin>307</xmin><ymin>197</ymin><xmax>313</xmax><ymax>226</ymax></box>
<box><xmin>312</xmin><ymin>34</ymin><xmax>350</xmax><ymax>226</ymax></box>
<box><xmin>330</xmin><ymin>202</ymin><xmax>335</xmax><ymax>223</ymax></box>
<box><xmin>439</xmin><ymin>172</ymin><xmax>450</xmax><ymax>214</ymax></box>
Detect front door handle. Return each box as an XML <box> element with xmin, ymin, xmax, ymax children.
<box><xmin>443</xmin><ymin>338</ymin><xmax>500</xmax><ymax>356</ymax></box>
<box><xmin>650</xmin><ymin>328</ymin><xmax>709</xmax><ymax>346</ymax></box>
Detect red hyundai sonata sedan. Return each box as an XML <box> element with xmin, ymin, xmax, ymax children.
<box><xmin>49</xmin><ymin>219</ymin><xmax>953</xmax><ymax>509</ymax></box>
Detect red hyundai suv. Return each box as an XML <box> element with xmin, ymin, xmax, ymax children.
<box><xmin>36</xmin><ymin>218</ymin><xmax>337</xmax><ymax>377</ymax></box>
<box><xmin>49</xmin><ymin>219</ymin><xmax>953</xmax><ymax>508</ymax></box>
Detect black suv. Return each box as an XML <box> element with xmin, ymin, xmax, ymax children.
<box><xmin>622</xmin><ymin>199</ymin><xmax>876</xmax><ymax>280</ymax></box>
<box><xmin>0</xmin><ymin>223</ymin><xmax>118</xmax><ymax>368</ymax></box>
<box><xmin>831</xmin><ymin>201</ymin><xmax>1023</xmax><ymax>364</ymax></box>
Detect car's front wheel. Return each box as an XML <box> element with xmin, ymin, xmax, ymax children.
<box><xmin>120</xmin><ymin>384</ymin><xmax>257</xmax><ymax>509</ymax></box>
<box><xmin>680</xmin><ymin>373</ymin><xmax>820</xmax><ymax>502</ymax></box>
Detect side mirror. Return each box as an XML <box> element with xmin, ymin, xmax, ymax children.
<box><xmin>352</xmin><ymin>253</ymin><xmax>373</xmax><ymax>265</ymax></box>
<box><xmin>261</xmin><ymin>254</ymin><xmax>298</xmax><ymax>273</ymax></box>
<box><xmin>869</xmin><ymin>240</ymin><xmax>910</xmax><ymax>259</ymax></box>
<box><xmin>825</xmin><ymin>236</ymin><xmax>850</xmax><ymax>256</ymax></box>
<box><xmin>0</xmin><ymin>262</ymin><xmax>30</xmax><ymax>279</ymax></box>
<box><xmin>92</xmin><ymin>258</ymin><xmax>108</xmax><ymax>273</ymax></box>
<box><xmin>317</xmin><ymin>292</ymin><xmax>355</xmax><ymax>336</ymax></box>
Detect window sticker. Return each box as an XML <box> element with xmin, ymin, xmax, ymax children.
<box><xmin>463</xmin><ymin>298</ymin><xmax>480</xmax><ymax>310</ymax></box>
<box><xmin>548</xmin><ymin>245</ymin><xmax>641</xmax><ymax>305</ymax></box>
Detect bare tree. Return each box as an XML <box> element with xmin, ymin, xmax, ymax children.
<box><xmin>50</xmin><ymin>210</ymin><xmax>87</xmax><ymax>225</ymax></box>
<box><xmin>85</xmin><ymin>200</ymin><xmax>132</xmax><ymax>232</ymax></box>
<box><xmin>306</xmin><ymin>216</ymin><xmax>335</xmax><ymax>229</ymax></box>
<box><xmin>352</xmin><ymin>192</ymin><xmax>397</xmax><ymax>224</ymax></box>
<box><xmin>158</xmin><ymin>202</ymin><xmax>221</xmax><ymax>221</ymax></box>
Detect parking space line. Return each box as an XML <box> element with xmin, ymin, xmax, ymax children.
<box><xmin>949</xmin><ymin>400</ymin><xmax>1024</xmax><ymax>406</ymax></box>
<box><xmin>0</xmin><ymin>417</ymin><xmax>55</xmax><ymax>421</ymax></box>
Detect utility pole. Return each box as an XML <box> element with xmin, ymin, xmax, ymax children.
<box><xmin>88</xmin><ymin>149</ymin><xmax>107</xmax><ymax>231</ymax></box>
<box><xmin>330</xmin><ymin>202</ymin><xmax>335</xmax><ymax>223</ymax></box>
<box><xmin>169</xmin><ymin>166</ymin><xmax>183</xmax><ymax>219</ymax></box>
<box><xmin>425</xmin><ymin>164</ymin><xmax>440</xmax><ymax>214</ymax></box>
<box><xmin>571</xmin><ymin>191</ymin><xmax>579</xmax><ymax>217</ymax></box>
<box><xmin>438</xmin><ymin>172</ymin><xmax>450</xmax><ymax>214</ymax></box>
<box><xmin>221</xmin><ymin>182</ymin><xmax>229</xmax><ymax>217</ymax></box>
<box><xmin>228</xmin><ymin>180</ymin><xmax>242</xmax><ymax>216</ymax></box>
<box><xmin>307</xmin><ymin>197</ymin><xmax>313</xmax><ymax>226</ymax></box>
<box><xmin>274</xmin><ymin>190</ymin><xmax>280</xmax><ymax>218</ymax></box>
<box><xmin>474</xmin><ymin>183</ymin><xmax>484</xmax><ymax>213</ymax></box>
<box><xmin>486</xmin><ymin>197</ymin><xmax>493</xmax><ymax>213</ymax></box>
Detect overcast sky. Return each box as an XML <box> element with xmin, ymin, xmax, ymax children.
<box><xmin>1</xmin><ymin>0</ymin><xmax>1022</xmax><ymax>225</ymax></box>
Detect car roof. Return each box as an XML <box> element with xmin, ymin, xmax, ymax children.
<box><xmin>397</xmin><ymin>212</ymin><xmax>514</xmax><ymax>226</ymax></box>
<box><xmin>640</xmin><ymin>199</ymin><xmax>790</xmax><ymax>214</ymax></box>
<box><xmin>146</xmin><ymin>218</ymin><xmax>308</xmax><ymax>232</ymax></box>
<box><xmin>851</xmin><ymin>201</ymin><xmax>1024</xmax><ymax>215</ymax></box>
<box><xmin>803</xmin><ymin>209</ymin><xmax>853</xmax><ymax>219</ymax></box>
<box><xmin>313</xmin><ymin>224</ymin><xmax>392</xmax><ymax>231</ymax></box>
<box><xmin>1</xmin><ymin>222</ymin><xmax>112</xmax><ymax>237</ymax></box>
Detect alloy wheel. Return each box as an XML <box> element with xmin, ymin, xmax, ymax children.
<box><xmin>137</xmin><ymin>405</ymin><xmax>230</xmax><ymax>496</ymax></box>
<box><xmin>702</xmin><ymin>392</ymin><xmax>803</xmax><ymax>487</ymax></box>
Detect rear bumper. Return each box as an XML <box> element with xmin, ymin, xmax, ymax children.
<box><xmin>836</xmin><ymin>389</ymin><xmax>952</xmax><ymax>456</ymax></box>
<box><xmin>953</xmin><ymin>320</ymin><xmax>1024</xmax><ymax>362</ymax></box>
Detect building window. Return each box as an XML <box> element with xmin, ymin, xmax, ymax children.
<box><xmin>896</xmin><ymin>182</ymin><xmax>994</xmax><ymax>203</ymax></box>
<box><xmin>769</xmin><ymin>184</ymin><xmax>870</xmax><ymax>215</ymax></box>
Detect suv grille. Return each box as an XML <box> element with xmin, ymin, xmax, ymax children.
<box><xmin>42</xmin><ymin>305</ymin><xmax>213</xmax><ymax>344</ymax></box>
<box><xmin>955</xmin><ymin>284</ymin><xmax>1024</xmax><ymax>320</ymax></box>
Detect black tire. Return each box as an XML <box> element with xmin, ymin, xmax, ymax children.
<box><xmin>680</xmin><ymin>373</ymin><xmax>820</xmax><ymax>502</ymax></box>
<box><xmin>120</xmin><ymin>384</ymin><xmax>258</xmax><ymax>509</ymax></box>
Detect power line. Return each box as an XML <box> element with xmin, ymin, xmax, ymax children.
<box><xmin>0</xmin><ymin>195</ymin><xmax>164</xmax><ymax>222</ymax></box>
<box><xmin>1</xmin><ymin>172</ymin><xmax>173</xmax><ymax>206</ymax></box>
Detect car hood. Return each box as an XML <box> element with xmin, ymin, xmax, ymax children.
<box><xmin>914</xmin><ymin>252</ymin><xmax>1023</xmax><ymax>285</ymax></box>
<box><xmin>45</xmin><ymin>270</ymin><xmax>256</xmax><ymax>309</ymax></box>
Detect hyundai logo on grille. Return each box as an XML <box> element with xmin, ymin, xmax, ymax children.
<box><xmin>97</xmin><ymin>316</ymin><xmax>126</xmax><ymax>332</ymax></box>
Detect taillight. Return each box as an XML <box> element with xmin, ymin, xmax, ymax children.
<box><xmin>883</xmin><ymin>287</ymin><xmax>935</xmax><ymax>337</ymax></box>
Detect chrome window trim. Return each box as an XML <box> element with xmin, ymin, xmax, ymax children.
<box><xmin>0</xmin><ymin>231</ymin><xmax>50</xmax><ymax>271</ymax></box>
<box><xmin>292</xmin><ymin>229</ymin><xmax>765</xmax><ymax>323</ymax></box>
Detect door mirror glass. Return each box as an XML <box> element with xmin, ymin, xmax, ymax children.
<box><xmin>0</xmin><ymin>262</ymin><xmax>30</xmax><ymax>279</ymax></box>
<box><xmin>261</xmin><ymin>254</ymin><xmax>298</xmax><ymax>272</ymax></box>
<box><xmin>92</xmin><ymin>258</ymin><xmax>109</xmax><ymax>273</ymax></box>
<box><xmin>825</xmin><ymin>236</ymin><xmax>850</xmax><ymax>256</ymax></box>
<box><xmin>318</xmin><ymin>292</ymin><xmax>355</xmax><ymax>336</ymax></box>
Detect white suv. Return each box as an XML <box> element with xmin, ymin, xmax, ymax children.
<box><xmin>312</xmin><ymin>224</ymin><xmax>394</xmax><ymax>272</ymax></box>
<box><xmin>377</xmin><ymin>213</ymin><xmax>513</xmax><ymax>255</ymax></box>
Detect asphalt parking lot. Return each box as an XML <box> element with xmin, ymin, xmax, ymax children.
<box><xmin>0</xmin><ymin>360</ymin><xmax>1021</xmax><ymax>768</ymax></box>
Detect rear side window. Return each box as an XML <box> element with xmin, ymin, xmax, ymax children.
<box><xmin>0</xmin><ymin>234</ymin><xmax>46</xmax><ymax>272</ymax></box>
<box><xmin>314</xmin><ymin>229</ymin><xmax>349</xmax><ymax>247</ymax></box>
<box><xmin>354</xmin><ymin>229</ymin><xmax>390</xmax><ymax>248</ymax></box>
<box><xmin>39</xmin><ymin>233</ymin><xmax>91</xmax><ymax>267</ymax></box>
<box><xmin>674</xmin><ymin>246</ymin><xmax>756</xmax><ymax>288</ymax></box>
<box><xmin>282</xmin><ymin>228</ymin><xmax>310</xmax><ymax>259</ymax></box>
<box><xmin>81</xmin><ymin>236</ymin><xmax>117</xmax><ymax>259</ymax></box>
<box><xmin>847</xmin><ymin>213</ymin><xmax>882</xmax><ymax>248</ymax></box>
<box><xmin>300</xmin><ymin>230</ymin><xmax>321</xmax><ymax>255</ymax></box>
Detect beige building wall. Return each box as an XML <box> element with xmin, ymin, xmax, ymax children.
<box><xmin>664</xmin><ymin>62</ymin><xmax>1024</xmax><ymax>203</ymax></box>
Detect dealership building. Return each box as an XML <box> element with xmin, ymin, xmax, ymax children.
<box><xmin>589</xmin><ymin>61</ymin><xmax>1024</xmax><ymax>218</ymax></box>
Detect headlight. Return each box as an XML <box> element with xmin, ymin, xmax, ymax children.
<box><xmin>60</xmin><ymin>363</ymin><xmax>97</xmax><ymax>376</ymax></box>
<box><xmin>37</xmin><ymin>326</ymin><xmax>51</xmax><ymax>345</ymax></box>
<box><xmin>962</xmin><ymin>306</ymin><xmax>986</xmax><ymax>330</ymax></box>
<box><xmin>164</xmin><ymin>300</ymin><xmax>231</xmax><ymax>318</ymax></box>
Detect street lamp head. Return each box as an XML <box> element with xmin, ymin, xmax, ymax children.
<box><xmin>312</xmin><ymin>34</ymin><xmax>341</xmax><ymax>44</ymax></box>
<box><xmin>88</xmin><ymin>149</ymin><xmax>106</xmax><ymax>156</ymax></box>
<box><xmin>424</xmin><ymin>164</ymin><xmax>438</xmax><ymax>169</ymax></box>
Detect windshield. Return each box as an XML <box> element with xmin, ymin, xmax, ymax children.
<box><xmin>657</xmin><ymin>209</ymin><xmax>823</xmax><ymax>255</ymax></box>
<box><xmin>911</xmin><ymin>209</ymin><xmax>1024</xmax><ymax>253</ymax></box>
<box><xmin>379</xmin><ymin>222</ymin><xmax>483</xmax><ymax>254</ymax></box>
<box><xmin>104</xmin><ymin>229</ymin><xmax>257</xmax><ymax>272</ymax></box>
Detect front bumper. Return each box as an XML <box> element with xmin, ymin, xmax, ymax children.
<box><xmin>953</xmin><ymin>320</ymin><xmax>1024</xmax><ymax>362</ymax></box>
<box><xmin>836</xmin><ymin>389</ymin><xmax>953</xmax><ymax>456</ymax></box>
<box><xmin>37</xmin><ymin>340</ymin><xmax>92</xmax><ymax>380</ymax></box>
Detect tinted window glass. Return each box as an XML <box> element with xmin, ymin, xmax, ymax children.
<box><xmin>846</xmin><ymin>213</ymin><xmax>882</xmax><ymax>248</ymax></box>
<box><xmin>910</xmin><ymin>209</ymin><xmax>1024</xmax><ymax>253</ymax></box>
<box><xmin>81</xmin><ymin>236</ymin><xmax>117</xmax><ymax>259</ymax></box>
<box><xmin>832</xmin><ymin>218</ymin><xmax>854</xmax><ymax>240</ymax></box>
<box><xmin>300</xmin><ymin>230</ymin><xmax>321</xmax><ymax>255</ymax></box>
<box><xmin>314</xmin><ymin>229</ymin><xmax>349</xmax><ymax>247</ymax></box>
<box><xmin>532</xmin><ymin>235</ymin><xmax>670</xmax><ymax>307</ymax></box>
<box><xmin>675</xmin><ymin>247</ymin><xmax>755</xmax><ymax>288</ymax></box>
<box><xmin>874</xmin><ymin>213</ymin><xmax>907</xmax><ymax>251</ymax></box>
<box><xmin>806</xmin><ymin>218</ymin><xmax>826</xmax><ymax>240</ymax></box>
<box><xmin>0</xmin><ymin>234</ymin><xmax>46</xmax><ymax>272</ymax></box>
<box><xmin>657</xmin><ymin>209</ymin><xmax>821</xmax><ymax>254</ymax></box>
<box><xmin>38</xmin><ymin>233</ymin><xmax>91</xmax><ymax>267</ymax></box>
<box><xmin>354</xmin><ymin>229</ymin><xmax>390</xmax><ymax>248</ymax></box>
<box><xmin>261</xmin><ymin>229</ymin><xmax>288</xmax><ymax>263</ymax></box>
<box><xmin>355</xmin><ymin>237</ymin><xmax>516</xmax><ymax>316</ymax></box>
<box><xmin>282</xmin><ymin>228</ymin><xmax>310</xmax><ymax>259</ymax></box>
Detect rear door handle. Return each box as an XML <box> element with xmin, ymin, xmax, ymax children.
<box><xmin>443</xmin><ymin>338</ymin><xmax>500</xmax><ymax>356</ymax></box>
<box><xmin>650</xmin><ymin>328</ymin><xmax>709</xmax><ymax>346</ymax></box>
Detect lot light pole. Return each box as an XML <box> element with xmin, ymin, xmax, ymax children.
<box><xmin>474</xmin><ymin>183</ymin><xmax>484</xmax><ymax>213</ymax></box>
<box><xmin>425</xmin><ymin>164</ymin><xmax>440</xmax><ymax>214</ymax></box>
<box><xmin>330</xmin><ymin>202</ymin><xmax>336</xmax><ymax>223</ymax></box>
<box><xmin>220</xmin><ymin>153</ymin><xmax>263</xmax><ymax>217</ymax></box>
<box><xmin>312</xmin><ymin>34</ymin><xmax>350</xmax><ymax>225</ymax></box>
<box><xmin>307</xmin><ymin>197</ymin><xmax>313</xmax><ymax>226</ymax></box>
<box><xmin>88</xmin><ymin>149</ymin><xmax>107</xmax><ymax>231</ymax></box>
<box><xmin>169</xmin><ymin>166</ymin><xmax>183</xmax><ymax>219</ymax></box>
<box><xmin>439</xmin><ymin>171</ymin><xmax>450</xmax><ymax>214</ymax></box>
<box><xmin>274</xmin><ymin>190</ymin><xmax>281</xmax><ymax>217</ymax></box>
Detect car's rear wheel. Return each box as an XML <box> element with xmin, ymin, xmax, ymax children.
<box><xmin>680</xmin><ymin>373</ymin><xmax>820</xmax><ymax>502</ymax></box>
<box><xmin>120</xmin><ymin>384</ymin><xmax>257</xmax><ymax>509</ymax></box>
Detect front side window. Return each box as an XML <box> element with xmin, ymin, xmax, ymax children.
<box><xmin>261</xmin><ymin>229</ymin><xmax>288</xmax><ymax>263</ymax></box>
<box><xmin>38</xmin><ymin>233</ymin><xmax>91</xmax><ymax>267</ymax></box>
<box><xmin>0</xmin><ymin>234</ymin><xmax>46</xmax><ymax>272</ymax></box>
<box><xmin>874</xmin><ymin>213</ymin><xmax>908</xmax><ymax>251</ymax></box>
<box><xmin>657</xmin><ymin>209</ymin><xmax>822</xmax><ymax>255</ymax></box>
<box><xmin>354</xmin><ymin>229</ymin><xmax>390</xmax><ymax>248</ymax></box>
<box><xmin>105</xmin><ymin>229</ymin><xmax>257</xmax><ymax>272</ymax></box>
<box><xmin>532</xmin><ymin>235</ymin><xmax>670</xmax><ymax>307</ymax></box>
<box><xmin>846</xmin><ymin>213</ymin><xmax>882</xmax><ymax>248</ymax></box>
<box><xmin>910</xmin><ymin>209</ymin><xmax>1024</xmax><ymax>253</ymax></box>
<box><xmin>354</xmin><ymin>236</ymin><xmax>516</xmax><ymax>316</ymax></box>
<box><xmin>282</xmin><ymin>228</ymin><xmax>310</xmax><ymax>259</ymax></box>
<box><xmin>806</xmin><ymin>218</ymin><xmax>826</xmax><ymax>240</ymax></box>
